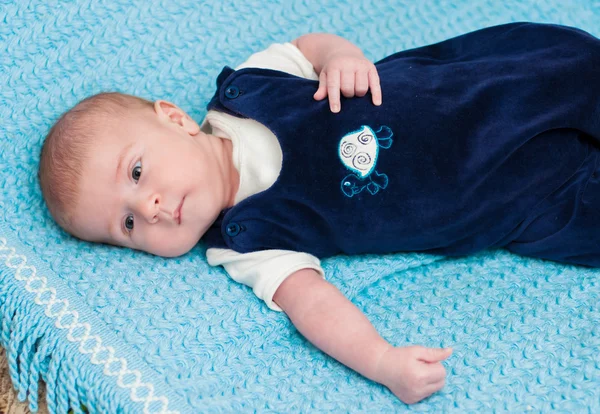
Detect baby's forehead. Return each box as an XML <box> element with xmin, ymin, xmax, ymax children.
<box><xmin>85</xmin><ymin>107</ymin><xmax>160</xmax><ymax>156</ymax></box>
<box><xmin>90</xmin><ymin>115</ymin><xmax>145</xmax><ymax>146</ymax></box>
<box><xmin>88</xmin><ymin>125</ymin><xmax>123</xmax><ymax>149</ymax></box>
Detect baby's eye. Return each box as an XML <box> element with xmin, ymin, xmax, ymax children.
<box><xmin>124</xmin><ymin>214</ymin><xmax>134</xmax><ymax>232</ymax></box>
<box><xmin>132</xmin><ymin>160</ymin><xmax>142</xmax><ymax>183</ymax></box>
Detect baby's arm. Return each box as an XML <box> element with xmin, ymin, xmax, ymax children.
<box><xmin>273</xmin><ymin>268</ymin><xmax>453</xmax><ymax>404</ymax></box>
<box><xmin>292</xmin><ymin>33</ymin><xmax>382</xmax><ymax>112</ymax></box>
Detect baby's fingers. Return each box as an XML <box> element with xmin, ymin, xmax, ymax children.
<box><xmin>314</xmin><ymin>70</ymin><xmax>342</xmax><ymax>113</ymax></box>
<box><xmin>423</xmin><ymin>361</ymin><xmax>448</xmax><ymax>385</ymax></box>
<box><xmin>314</xmin><ymin>71</ymin><xmax>329</xmax><ymax>101</ymax></box>
<box><xmin>369</xmin><ymin>68</ymin><xmax>382</xmax><ymax>106</ymax></box>
<box><xmin>417</xmin><ymin>347</ymin><xmax>453</xmax><ymax>363</ymax></box>
<box><xmin>422</xmin><ymin>378</ymin><xmax>446</xmax><ymax>399</ymax></box>
<box><xmin>340</xmin><ymin>70</ymin><xmax>356</xmax><ymax>98</ymax></box>
<box><xmin>403</xmin><ymin>362</ymin><xmax>447</xmax><ymax>403</ymax></box>
<box><xmin>399</xmin><ymin>375</ymin><xmax>446</xmax><ymax>405</ymax></box>
<box><xmin>326</xmin><ymin>69</ymin><xmax>341</xmax><ymax>112</ymax></box>
<box><xmin>355</xmin><ymin>69</ymin><xmax>369</xmax><ymax>97</ymax></box>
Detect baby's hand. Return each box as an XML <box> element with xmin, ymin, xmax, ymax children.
<box><xmin>374</xmin><ymin>345</ymin><xmax>453</xmax><ymax>404</ymax></box>
<box><xmin>313</xmin><ymin>52</ymin><xmax>382</xmax><ymax>113</ymax></box>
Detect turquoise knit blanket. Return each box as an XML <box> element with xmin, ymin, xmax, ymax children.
<box><xmin>1</xmin><ymin>1</ymin><xmax>599</xmax><ymax>412</ymax></box>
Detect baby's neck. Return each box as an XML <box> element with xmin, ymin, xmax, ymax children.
<box><xmin>218</xmin><ymin>136</ymin><xmax>239</xmax><ymax>208</ymax></box>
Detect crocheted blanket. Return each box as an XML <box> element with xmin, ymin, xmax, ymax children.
<box><xmin>1</xmin><ymin>1</ymin><xmax>599</xmax><ymax>412</ymax></box>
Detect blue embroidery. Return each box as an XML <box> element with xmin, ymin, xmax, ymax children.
<box><xmin>338</xmin><ymin>125</ymin><xmax>393</xmax><ymax>197</ymax></box>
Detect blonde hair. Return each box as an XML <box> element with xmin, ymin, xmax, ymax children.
<box><xmin>38</xmin><ymin>92</ymin><xmax>154</xmax><ymax>233</ymax></box>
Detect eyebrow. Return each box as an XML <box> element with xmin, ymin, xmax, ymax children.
<box><xmin>111</xmin><ymin>142</ymin><xmax>135</xmax><ymax>240</ymax></box>
<box><xmin>115</xmin><ymin>142</ymin><xmax>135</xmax><ymax>183</ymax></box>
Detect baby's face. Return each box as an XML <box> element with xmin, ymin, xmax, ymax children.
<box><xmin>70</xmin><ymin>102</ymin><xmax>235</xmax><ymax>257</ymax></box>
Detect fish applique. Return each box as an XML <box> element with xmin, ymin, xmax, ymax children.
<box><xmin>338</xmin><ymin>125</ymin><xmax>393</xmax><ymax>197</ymax></box>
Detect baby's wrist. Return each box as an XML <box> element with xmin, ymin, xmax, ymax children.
<box><xmin>368</xmin><ymin>342</ymin><xmax>395</xmax><ymax>384</ymax></box>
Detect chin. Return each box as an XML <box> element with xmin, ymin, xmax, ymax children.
<box><xmin>152</xmin><ymin>239</ymin><xmax>198</xmax><ymax>258</ymax></box>
<box><xmin>162</xmin><ymin>245</ymin><xmax>196</xmax><ymax>258</ymax></box>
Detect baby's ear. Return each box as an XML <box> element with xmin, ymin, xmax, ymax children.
<box><xmin>154</xmin><ymin>100</ymin><xmax>200</xmax><ymax>135</ymax></box>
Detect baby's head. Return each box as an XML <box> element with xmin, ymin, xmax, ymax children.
<box><xmin>39</xmin><ymin>92</ymin><xmax>237</xmax><ymax>257</ymax></box>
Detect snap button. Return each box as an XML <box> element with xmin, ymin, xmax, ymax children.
<box><xmin>225</xmin><ymin>222</ymin><xmax>241</xmax><ymax>237</ymax></box>
<box><xmin>224</xmin><ymin>85</ymin><xmax>240</xmax><ymax>99</ymax></box>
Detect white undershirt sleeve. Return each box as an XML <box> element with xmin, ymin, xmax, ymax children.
<box><xmin>235</xmin><ymin>42</ymin><xmax>319</xmax><ymax>80</ymax></box>
<box><xmin>206</xmin><ymin>248</ymin><xmax>325</xmax><ymax>311</ymax></box>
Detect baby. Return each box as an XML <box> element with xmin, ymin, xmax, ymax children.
<box><xmin>38</xmin><ymin>22</ymin><xmax>600</xmax><ymax>404</ymax></box>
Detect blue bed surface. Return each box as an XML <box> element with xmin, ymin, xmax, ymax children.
<box><xmin>1</xmin><ymin>1</ymin><xmax>599</xmax><ymax>412</ymax></box>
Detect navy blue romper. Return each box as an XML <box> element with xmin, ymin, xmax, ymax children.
<box><xmin>203</xmin><ymin>22</ymin><xmax>600</xmax><ymax>267</ymax></box>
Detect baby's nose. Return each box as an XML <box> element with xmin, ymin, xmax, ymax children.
<box><xmin>139</xmin><ymin>193</ymin><xmax>161</xmax><ymax>223</ymax></box>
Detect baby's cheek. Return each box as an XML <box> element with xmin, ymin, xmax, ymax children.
<box><xmin>136</xmin><ymin>228</ymin><xmax>166</xmax><ymax>255</ymax></box>
<box><xmin>146</xmin><ymin>228</ymin><xmax>195</xmax><ymax>257</ymax></box>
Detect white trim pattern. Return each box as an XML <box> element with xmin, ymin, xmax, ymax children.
<box><xmin>0</xmin><ymin>237</ymin><xmax>180</xmax><ymax>414</ymax></box>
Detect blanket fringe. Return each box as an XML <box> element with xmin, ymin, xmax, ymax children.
<box><xmin>0</xmin><ymin>262</ymin><xmax>128</xmax><ymax>413</ymax></box>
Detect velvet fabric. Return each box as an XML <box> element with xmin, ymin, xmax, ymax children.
<box><xmin>203</xmin><ymin>22</ymin><xmax>600</xmax><ymax>265</ymax></box>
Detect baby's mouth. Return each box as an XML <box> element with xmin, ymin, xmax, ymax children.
<box><xmin>174</xmin><ymin>197</ymin><xmax>185</xmax><ymax>225</ymax></box>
